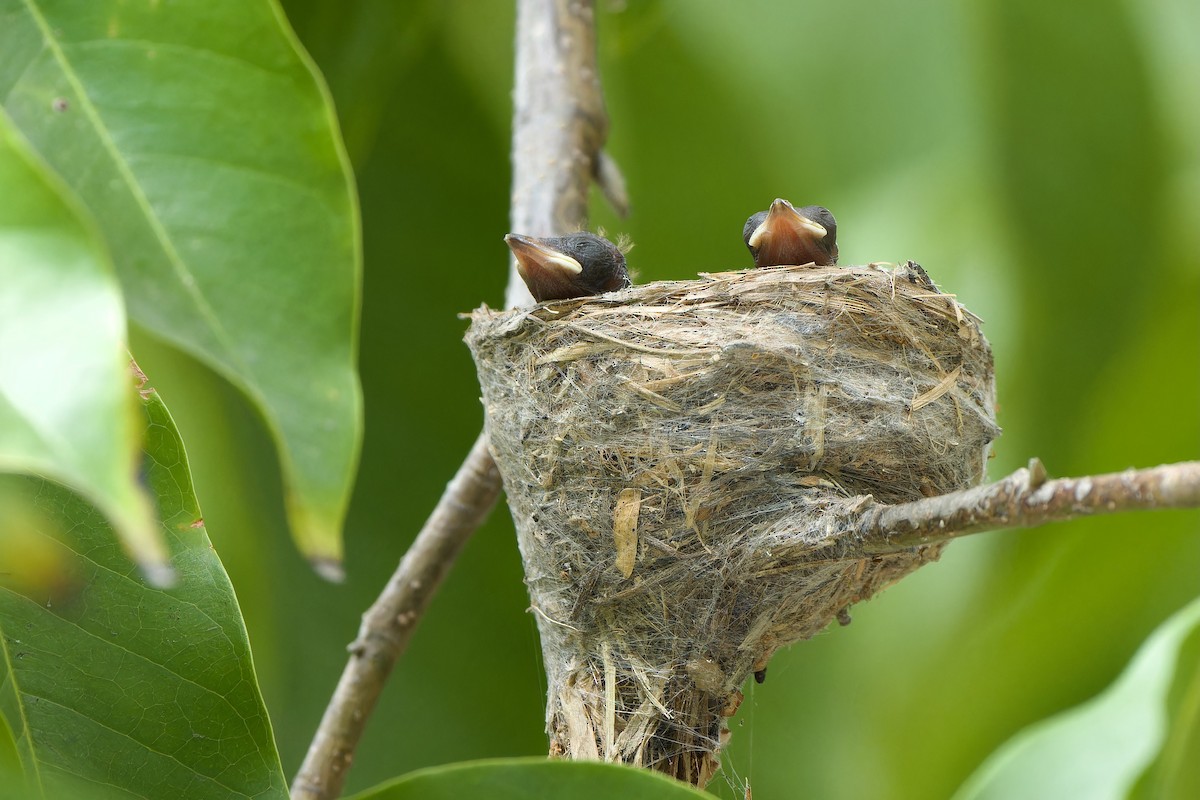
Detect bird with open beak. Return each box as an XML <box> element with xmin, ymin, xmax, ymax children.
<box><xmin>504</xmin><ymin>232</ymin><xmax>631</xmax><ymax>303</ymax></box>
<box><xmin>743</xmin><ymin>198</ymin><xmax>838</xmax><ymax>267</ymax></box>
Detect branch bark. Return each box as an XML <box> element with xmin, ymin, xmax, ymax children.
<box><xmin>291</xmin><ymin>2</ymin><xmax>610</xmax><ymax>798</ymax></box>
<box><xmin>858</xmin><ymin>459</ymin><xmax>1200</xmax><ymax>553</ymax></box>
<box><xmin>290</xmin><ymin>434</ymin><xmax>500</xmax><ymax>800</ymax></box>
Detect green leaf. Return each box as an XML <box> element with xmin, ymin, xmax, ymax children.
<box><xmin>1130</xmin><ymin>619</ymin><xmax>1200</xmax><ymax>799</ymax></box>
<box><xmin>348</xmin><ymin>758</ymin><xmax>711</xmax><ymax>800</ymax></box>
<box><xmin>953</xmin><ymin>597</ymin><xmax>1200</xmax><ymax>800</ymax></box>
<box><xmin>0</xmin><ymin>388</ymin><xmax>287</xmax><ymax>800</ymax></box>
<box><xmin>0</xmin><ymin>110</ymin><xmax>167</xmax><ymax>581</ymax></box>
<box><xmin>0</xmin><ymin>0</ymin><xmax>363</xmax><ymax>575</ymax></box>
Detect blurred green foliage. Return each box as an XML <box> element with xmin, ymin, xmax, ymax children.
<box><xmin>132</xmin><ymin>0</ymin><xmax>1198</xmax><ymax>797</ymax></box>
<box><xmin>0</xmin><ymin>113</ymin><xmax>161</xmax><ymax>575</ymax></box>
<box><xmin>955</xmin><ymin>597</ymin><xmax>1200</xmax><ymax>799</ymax></box>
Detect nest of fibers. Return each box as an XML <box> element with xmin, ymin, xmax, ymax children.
<box><xmin>466</xmin><ymin>262</ymin><xmax>999</xmax><ymax>786</ymax></box>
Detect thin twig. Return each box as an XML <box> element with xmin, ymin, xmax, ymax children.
<box><xmin>291</xmin><ymin>434</ymin><xmax>500</xmax><ymax>799</ymax></box>
<box><xmin>594</xmin><ymin>149</ymin><xmax>630</xmax><ymax>218</ymax></box>
<box><xmin>291</xmin><ymin>2</ymin><xmax>611</xmax><ymax>798</ymax></box>
<box><xmin>858</xmin><ymin>459</ymin><xmax>1200</xmax><ymax>554</ymax></box>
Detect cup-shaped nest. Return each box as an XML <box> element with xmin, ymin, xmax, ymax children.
<box><xmin>466</xmin><ymin>263</ymin><xmax>998</xmax><ymax>786</ymax></box>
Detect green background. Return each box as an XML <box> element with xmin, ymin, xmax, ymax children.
<box><xmin>133</xmin><ymin>1</ymin><xmax>1199</xmax><ymax>797</ymax></box>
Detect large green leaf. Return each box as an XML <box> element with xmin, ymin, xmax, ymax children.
<box><xmin>0</xmin><ymin>0</ymin><xmax>362</xmax><ymax>575</ymax></box>
<box><xmin>953</xmin><ymin>597</ymin><xmax>1200</xmax><ymax>800</ymax></box>
<box><xmin>0</xmin><ymin>387</ymin><xmax>287</xmax><ymax>800</ymax></box>
<box><xmin>0</xmin><ymin>110</ymin><xmax>167</xmax><ymax>581</ymax></box>
<box><xmin>348</xmin><ymin>759</ymin><xmax>710</xmax><ymax>800</ymax></box>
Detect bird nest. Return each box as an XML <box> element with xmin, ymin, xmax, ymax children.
<box><xmin>465</xmin><ymin>263</ymin><xmax>999</xmax><ymax>786</ymax></box>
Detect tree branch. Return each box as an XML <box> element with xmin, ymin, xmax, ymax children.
<box><xmin>290</xmin><ymin>434</ymin><xmax>500</xmax><ymax>800</ymax></box>
<box><xmin>858</xmin><ymin>459</ymin><xmax>1200</xmax><ymax>554</ymax></box>
<box><xmin>291</xmin><ymin>2</ymin><xmax>610</xmax><ymax>798</ymax></box>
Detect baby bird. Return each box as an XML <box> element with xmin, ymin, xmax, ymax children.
<box><xmin>505</xmin><ymin>231</ymin><xmax>631</xmax><ymax>302</ymax></box>
<box><xmin>743</xmin><ymin>198</ymin><xmax>838</xmax><ymax>267</ymax></box>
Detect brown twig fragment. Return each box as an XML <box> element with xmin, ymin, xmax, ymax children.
<box><xmin>594</xmin><ymin>149</ymin><xmax>631</xmax><ymax>218</ymax></box>
<box><xmin>859</xmin><ymin>459</ymin><xmax>1200</xmax><ymax>553</ymax></box>
<box><xmin>292</xmin><ymin>2</ymin><xmax>612</xmax><ymax>798</ymax></box>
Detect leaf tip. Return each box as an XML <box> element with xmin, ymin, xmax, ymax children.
<box><xmin>286</xmin><ymin>495</ymin><xmax>347</xmax><ymax>581</ymax></box>
<box><xmin>310</xmin><ymin>556</ymin><xmax>345</xmax><ymax>583</ymax></box>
